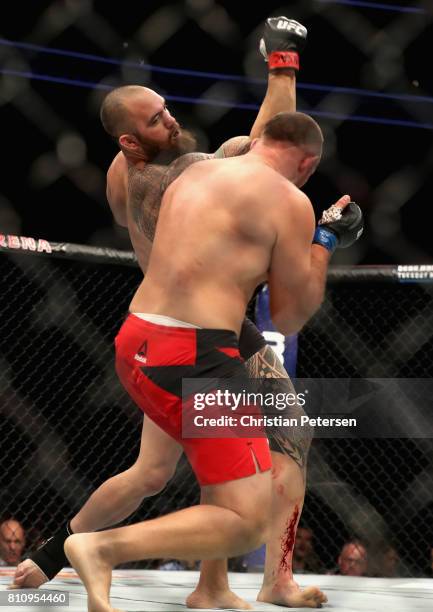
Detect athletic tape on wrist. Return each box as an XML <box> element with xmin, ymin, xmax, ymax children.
<box><xmin>26</xmin><ymin>521</ymin><xmax>71</xmax><ymax>580</ymax></box>
<box><xmin>313</xmin><ymin>227</ymin><xmax>338</xmax><ymax>253</ymax></box>
<box><xmin>268</xmin><ymin>51</ymin><xmax>299</xmax><ymax>71</ymax></box>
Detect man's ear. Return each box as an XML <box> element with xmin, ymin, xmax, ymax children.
<box><xmin>118</xmin><ymin>133</ymin><xmax>147</xmax><ymax>162</ymax></box>
<box><xmin>249</xmin><ymin>137</ymin><xmax>260</xmax><ymax>150</ymax></box>
<box><xmin>118</xmin><ymin>133</ymin><xmax>140</xmax><ymax>155</ymax></box>
<box><xmin>299</xmin><ymin>154</ymin><xmax>319</xmax><ymax>174</ymax></box>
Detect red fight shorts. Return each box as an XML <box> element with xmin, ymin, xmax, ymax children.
<box><xmin>115</xmin><ymin>314</ymin><xmax>271</xmax><ymax>486</ymax></box>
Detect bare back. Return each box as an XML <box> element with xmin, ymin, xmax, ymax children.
<box><xmin>107</xmin><ymin>138</ymin><xmax>251</xmax><ymax>273</ymax></box>
<box><xmin>130</xmin><ymin>155</ymin><xmax>298</xmax><ymax>332</ymax></box>
<box><xmin>126</xmin><ymin>153</ymin><xmax>214</xmax><ymax>271</ymax></box>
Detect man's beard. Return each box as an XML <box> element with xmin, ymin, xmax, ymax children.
<box><xmin>145</xmin><ymin>128</ymin><xmax>197</xmax><ymax>166</ymax></box>
<box><xmin>172</xmin><ymin>128</ymin><xmax>197</xmax><ymax>155</ymax></box>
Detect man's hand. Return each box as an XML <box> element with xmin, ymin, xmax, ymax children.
<box><xmin>260</xmin><ymin>16</ymin><xmax>308</xmax><ymax>72</ymax></box>
<box><xmin>313</xmin><ymin>195</ymin><xmax>364</xmax><ymax>253</ymax></box>
<box><xmin>9</xmin><ymin>560</ymin><xmax>48</xmax><ymax>589</ymax></box>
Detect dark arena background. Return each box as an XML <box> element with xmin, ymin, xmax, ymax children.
<box><xmin>1</xmin><ymin>0</ymin><xmax>433</xmax><ymax>607</ymax></box>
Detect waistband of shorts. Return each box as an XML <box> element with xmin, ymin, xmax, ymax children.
<box><xmin>132</xmin><ymin>312</ymin><xmax>201</xmax><ymax>328</ymax></box>
<box><xmin>124</xmin><ymin>312</ymin><xmax>239</xmax><ymax>341</ymax></box>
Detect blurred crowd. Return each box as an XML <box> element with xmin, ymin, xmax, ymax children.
<box><xmin>2</xmin><ymin>517</ymin><xmax>432</xmax><ymax>579</ymax></box>
<box><xmin>0</xmin><ymin>519</ymin><xmax>26</xmax><ymax>567</ymax></box>
<box><xmin>154</xmin><ymin>526</ymin><xmax>433</xmax><ymax>578</ymax></box>
<box><xmin>230</xmin><ymin>526</ymin><xmax>433</xmax><ymax>579</ymax></box>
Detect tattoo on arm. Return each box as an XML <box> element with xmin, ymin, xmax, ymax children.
<box><xmin>161</xmin><ymin>153</ymin><xmax>213</xmax><ymax>192</ymax></box>
<box><xmin>128</xmin><ymin>165</ymin><xmax>166</xmax><ymax>241</ymax></box>
<box><xmin>214</xmin><ymin>136</ymin><xmax>252</xmax><ymax>159</ymax></box>
<box><xmin>245</xmin><ymin>344</ymin><xmax>312</xmax><ymax>476</ymax></box>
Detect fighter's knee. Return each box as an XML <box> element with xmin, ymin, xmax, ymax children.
<box><xmin>252</xmin><ymin>511</ymin><xmax>270</xmax><ymax>542</ymax></box>
<box><xmin>238</xmin><ymin>491</ymin><xmax>270</xmax><ymax>549</ymax></box>
<box><xmin>241</xmin><ymin>511</ymin><xmax>269</xmax><ymax>550</ymax></box>
<box><xmin>130</xmin><ymin>463</ymin><xmax>175</xmax><ymax>497</ymax></box>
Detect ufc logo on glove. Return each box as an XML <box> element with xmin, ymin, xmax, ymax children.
<box><xmin>276</xmin><ymin>19</ymin><xmax>306</xmax><ymax>37</ymax></box>
<box><xmin>260</xmin><ymin>17</ymin><xmax>308</xmax><ymax>71</ymax></box>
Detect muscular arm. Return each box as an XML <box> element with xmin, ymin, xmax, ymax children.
<box><xmin>268</xmin><ymin>189</ymin><xmax>331</xmax><ymax>335</ymax></box>
<box><xmin>250</xmin><ymin>72</ymin><xmax>296</xmax><ymax>139</ymax></box>
<box><xmin>213</xmin><ymin>72</ymin><xmax>297</xmax><ymax>158</ymax></box>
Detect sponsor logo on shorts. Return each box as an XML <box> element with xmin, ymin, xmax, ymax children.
<box><xmin>134</xmin><ymin>340</ymin><xmax>148</xmax><ymax>364</ymax></box>
<box><xmin>134</xmin><ymin>354</ymin><xmax>147</xmax><ymax>364</ymax></box>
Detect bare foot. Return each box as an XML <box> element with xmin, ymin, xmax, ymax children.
<box><xmin>8</xmin><ymin>560</ymin><xmax>48</xmax><ymax>589</ymax></box>
<box><xmin>187</xmin><ymin>587</ymin><xmax>252</xmax><ymax>609</ymax></box>
<box><xmin>258</xmin><ymin>580</ymin><xmax>327</xmax><ymax>608</ymax></box>
<box><xmin>64</xmin><ymin>534</ymin><xmax>117</xmax><ymax>612</ymax></box>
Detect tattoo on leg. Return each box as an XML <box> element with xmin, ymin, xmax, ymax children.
<box><xmin>271</xmin><ymin>431</ymin><xmax>310</xmax><ymax>477</ymax></box>
<box><xmin>245</xmin><ymin>345</ymin><xmax>313</xmax><ymax>474</ymax></box>
<box><xmin>245</xmin><ymin>344</ymin><xmax>287</xmax><ymax>379</ymax></box>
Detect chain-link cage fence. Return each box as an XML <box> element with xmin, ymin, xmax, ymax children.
<box><xmin>1</xmin><ymin>2</ymin><xmax>432</xmax><ymax>266</ymax></box>
<box><xmin>296</xmin><ymin>268</ymin><xmax>433</xmax><ymax>579</ymax></box>
<box><xmin>0</xmin><ymin>242</ymin><xmax>432</xmax><ymax>576</ymax></box>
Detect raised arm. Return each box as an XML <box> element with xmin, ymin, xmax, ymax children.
<box><xmin>249</xmin><ymin>17</ymin><xmax>307</xmax><ymax>139</ymax></box>
<box><xmin>213</xmin><ymin>17</ymin><xmax>307</xmax><ymax>159</ymax></box>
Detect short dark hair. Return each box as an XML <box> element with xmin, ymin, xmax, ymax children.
<box><xmin>100</xmin><ymin>86</ymin><xmax>143</xmax><ymax>138</ymax></box>
<box><xmin>341</xmin><ymin>539</ymin><xmax>368</xmax><ymax>555</ymax></box>
<box><xmin>262</xmin><ymin>111</ymin><xmax>323</xmax><ymax>157</ymax></box>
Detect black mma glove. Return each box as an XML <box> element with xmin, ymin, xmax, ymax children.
<box><xmin>260</xmin><ymin>16</ymin><xmax>307</xmax><ymax>72</ymax></box>
<box><xmin>313</xmin><ymin>202</ymin><xmax>364</xmax><ymax>253</ymax></box>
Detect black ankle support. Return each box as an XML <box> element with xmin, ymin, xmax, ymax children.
<box><xmin>28</xmin><ymin>522</ymin><xmax>72</xmax><ymax>580</ymax></box>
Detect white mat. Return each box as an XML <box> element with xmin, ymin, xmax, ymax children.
<box><xmin>1</xmin><ymin>568</ymin><xmax>433</xmax><ymax>611</ymax></box>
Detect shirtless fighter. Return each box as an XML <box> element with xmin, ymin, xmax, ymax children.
<box><xmin>14</xmin><ymin>17</ymin><xmax>333</xmax><ymax>608</ymax></box>
<box><xmin>64</xmin><ymin>111</ymin><xmax>364</xmax><ymax>612</ymax></box>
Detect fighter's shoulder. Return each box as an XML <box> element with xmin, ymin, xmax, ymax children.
<box><xmin>280</xmin><ymin>183</ymin><xmax>315</xmax><ymax>232</ymax></box>
<box><xmin>107</xmin><ymin>151</ymin><xmax>128</xmax><ymax>179</ymax></box>
<box><xmin>107</xmin><ymin>152</ymin><xmax>128</xmax><ymax>196</ymax></box>
<box><xmin>162</xmin><ymin>152</ymin><xmax>213</xmax><ymax>189</ymax></box>
<box><xmin>247</xmin><ymin>165</ymin><xmax>290</xmax><ymax>192</ymax></box>
<box><xmin>105</xmin><ymin>153</ymin><xmax>129</xmax><ymax>225</ymax></box>
<box><xmin>262</xmin><ymin>175</ymin><xmax>313</xmax><ymax>219</ymax></box>
<box><xmin>284</xmin><ymin>180</ymin><xmax>312</xmax><ymax>207</ymax></box>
